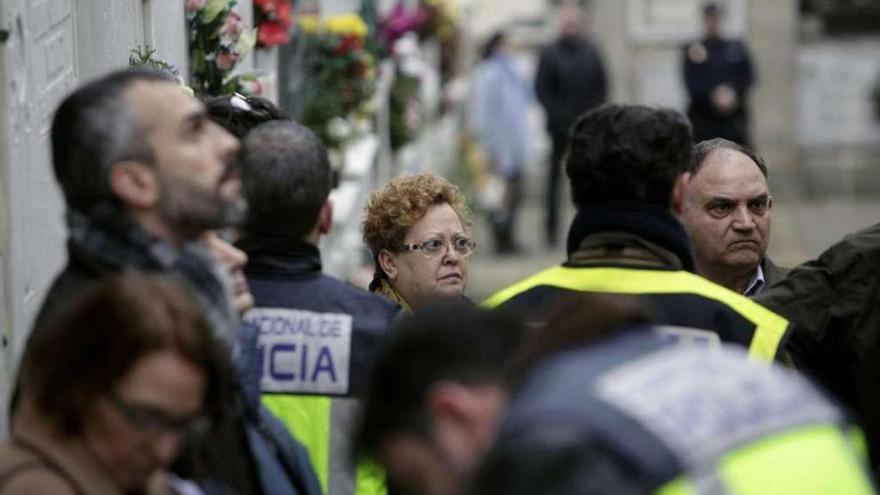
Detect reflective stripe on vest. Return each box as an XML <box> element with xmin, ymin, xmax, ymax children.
<box><xmin>653</xmin><ymin>424</ymin><xmax>875</xmax><ymax>495</ymax></box>
<box><xmin>482</xmin><ymin>266</ymin><xmax>788</xmax><ymax>362</ymax></box>
<box><xmin>263</xmin><ymin>395</ymin><xmax>386</xmax><ymax>495</ymax></box>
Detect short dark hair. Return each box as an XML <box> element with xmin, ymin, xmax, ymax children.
<box><xmin>17</xmin><ymin>274</ymin><xmax>230</xmax><ymax>435</ymax></box>
<box><xmin>565</xmin><ymin>104</ymin><xmax>693</xmax><ymax>208</ymax></box>
<box><xmin>482</xmin><ymin>31</ymin><xmax>506</xmax><ymax>60</ymax></box>
<box><xmin>690</xmin><ymin>138</ymin><xmax>768</xmax><ymax>178</ymax></box>
<box><xmin>51</xmin><ymin>67</ymin><xmax>174</xmax><ymax>209</ymax></box>
<box><xmin>354</xmin><ymin>300</ymin><xmax>527</xmax><ymax>459</ymax></box>
<box><xmin>203</xmin><ymin>95</ymin><xmax>292</xmax><ymax>139</ymax></box>
<box><xmin>241</xmin><ymin>120</ymin><xmax>331</xmax><ymax>239</ymax></box>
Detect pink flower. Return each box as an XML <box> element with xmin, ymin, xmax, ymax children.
<box><xmin>186</xmin><ymin>0</ymin><xmax>207</xmax><ymax>12</ymax></box>
<box><xmin>224</xmin><ymin>11</ymin><xmax>243</xmax><ymax>36</ymax></box>
<box><xmin>216</xmin><ymin>51</ymin><xmax>239</xmax><ymax>70</ymax></box>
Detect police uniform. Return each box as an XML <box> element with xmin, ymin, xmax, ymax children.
<box><xmin>682</xmin><ymin>36</ymin><xmax>754</xmax><ymax>145</ymax></box>
<box><xmin>483</xmin><ymin>204</ymin><xmax>789</xmax><ymax>362</ymax></box>
<box><xmin>238</xmin><ymin>237</ymin><xmax>399</xmax><ymax>495</ymax></box>
<box><xmin>472</xmin><ymin>330</ymin><xmax>876</xmax><ymax>495</ymax></box>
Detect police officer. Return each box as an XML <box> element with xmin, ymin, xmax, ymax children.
<box><xmin>472</xmin><ymin>296</ymin><xmax>876</xmax><ymax>495</ymax></box>
<box><xmin>236</xmin><ymin>120</ymin><xmax>399</xmax><ymax>495</ymax></box>
<box><xmin>483</xmin><ymin>104</ymin><xmax>789</xmax><ymax>362</ymax></box>
<box><xmin>683</xmin><ymin>2</ymin><xmax>755</xmax><ymax>145</ymax></box>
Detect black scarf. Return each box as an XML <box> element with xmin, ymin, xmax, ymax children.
<box><xmin>566</xmin><ymin>202</ymin><xmax>696</xmax><ymax>273</ymax></box>
<box><xmin>67</xmin><ymin>202</ymin><xmax>237</xmax><ymax>343</ymax></box>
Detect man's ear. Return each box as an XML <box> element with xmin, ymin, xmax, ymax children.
<box><xmin>378</xmin><ymin>249</ymin><xmax>398</xmax><ymax>281</ymax></box>
<box><xmin>670</xmin><ymin>172</ymin><xmax>690</xmax><ymax>215</ymax></box>
<box><xmin>317</xmin><ymin>199</ymin><xmax>333</xmax><ymax>235</ymax></box>
<box><xmin>109</xmin><ymin>161</ymin><xmax>159</xmax><ymax>209</ymax></box>
<box><xmin>426</xmin><ymin>382</ymin><xmax>501</xmax><ymax>452</ymax></box>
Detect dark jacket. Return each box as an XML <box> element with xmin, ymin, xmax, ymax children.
<box><xmin>756</xmin><ymin>223</ymin><xmax>880</xmax><ymax>468</ymax></box>
<box><xmin>483</xmin><ymin>204</ymin><xmax>790</xmax><ymax>362</ymax></box>
<box><xmin>237</xmin><ymin>237</ymin><xmax>399</xmax><ymax>495</ymax></box>
<box><xmin>682</xmin><ymin>37</ymin><xmax>754</xmax><ymax>144</ymax></box>
<box><xmin>471</xmin><ymin>330</ymin><xmax>870</xmax><ymax>495</ymax></box>
<box><xmin>760</xmin><ymin>256</ymin><xmax>789</xmax><ymax>293</ymax></box>
<box><xmin>535</xmin><ymin>35</ymin><xmax>607</xmax><ymax>135</ymax></box>
<box><xmin>30</xmin><ymin>206</ymin><xmax>275</xmax><ymax>495</ymax></box>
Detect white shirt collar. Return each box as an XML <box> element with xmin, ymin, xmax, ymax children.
<box><xmin>743</xmin><ymin>263</ymin><xmax>765</xmax><ymax>297</ymax></box>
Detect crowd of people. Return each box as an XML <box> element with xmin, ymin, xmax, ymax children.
<box><xmin>1</xmin><ymin>3</ymin><xmax>879</xmax><ymax>495</ymax></box>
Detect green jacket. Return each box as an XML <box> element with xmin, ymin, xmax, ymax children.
<box><xmin>756</xmin><ymin>223</ymin><xmax>880</xmax><ymax>471</ymax></box>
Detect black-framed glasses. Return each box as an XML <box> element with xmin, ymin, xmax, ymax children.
<box><xmin>401</xmin><ymin>236</ymin><xmax>476</xmax><ymax>259</ymax></box>
<box><xmin>107</xmin><ymin>392</ymin><xmax>210</xmax><ymax>438</ymax></box>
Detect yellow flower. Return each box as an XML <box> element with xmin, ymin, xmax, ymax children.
<box><xmin>299</xmin><ymin>14</ymin><xmax>320</xmax><ymax>34</ymax></box>
<box><xmin>323</xmin><ymin>13</ymin><xmax>368</xmax><ymax>38</ymax></box>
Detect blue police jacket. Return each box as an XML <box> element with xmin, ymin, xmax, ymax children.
<box><xmin>472</xmin><ymin>330</ymin><xmax>875</xmax><ymax>495</ymax></box>
<box><xmin>237</xmin><ymin>237</ymin><xmax>399</xmax><ymax>495</ymax></box>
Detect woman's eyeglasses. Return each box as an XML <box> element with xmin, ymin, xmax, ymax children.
<box><xmin>401</xmin><ymin>237</ymin><xmax>476</xmax><ymax>258</ymax></box>
<box><xmin>108</xmin><ymin>392</ymin><xmax>210</xmax><ymax>438</ymax></box>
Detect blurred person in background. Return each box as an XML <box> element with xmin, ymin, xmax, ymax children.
<box><xmin>363</xmin><ymin>173</ymin><xmax>474</xmax><ymax>312</ymax></box>
<box><xmin>0</xmin><ymin>274</ymin><xmax>228</xmax><ymax>495</ymax></box>
<box><xmin>679</xmin><ymin>138</ymin><xmax>786</xmax><ymax>296</ymax></box>
<box><xmin>683</xmin><ymin>2</ymin><xmax>755</xmax><ymax>145</ymax></box>
<box><xmin>535</xmin><ymin>2</ymin><xmax>608</xmax><ymax>246</ymax></box>
<box><xmin>470</xmin><ymin>30</ymin><xmax>531</xmax><ymax>255</ymax></box>
<box><xmin>234</xmin><ymin>119</ymin><xmax>398</xmax><ymax>495</ymax></box>
<box><xmin>483</xmin><ymin>104</ymin><xmax>789</xmax><ymax>363</ymax></box>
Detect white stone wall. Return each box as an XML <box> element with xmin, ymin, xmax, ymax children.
<box><xmin>0</xmin><ymin>0</ymin><xmax>188</xmax><ymax>434</ymax></box>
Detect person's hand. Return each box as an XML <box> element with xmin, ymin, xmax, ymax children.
<box><xmin>712</xmin><ymin>84</ymin><xmax>738</xmax><ymax>114</ymax></box>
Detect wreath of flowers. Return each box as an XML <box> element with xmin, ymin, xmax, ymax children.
<box><xmin>297</xmin><ymin>13</ymin><xmax>377</xmax><ymax>149</ymax></box>
<box><xmin>254</xmin><ymin>0</ymin><xmax>293</xmax><ymax>48</ymax></box>
<box><xmin>187</xmin><ymin>0</ymin><xmax>256</xmax><ymax>96</ymax></box>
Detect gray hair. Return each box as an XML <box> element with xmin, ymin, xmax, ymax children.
<box><xmin>690</xmin><ymin>138</ymin><xmax>768</xmax><ymax>178</ymax></box>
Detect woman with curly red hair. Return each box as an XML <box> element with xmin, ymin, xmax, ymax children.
<box><xmin>363</xmin><ymin>173</ymin><xmax>474</xmax><ymax>311</ymax></box>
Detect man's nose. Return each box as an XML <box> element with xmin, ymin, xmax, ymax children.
<box><xmin>213</xmin><ymin>123</ymin><xmax>240</xmax><ymax>160</ymax></box>
<box><xmin>731</xmin><ymin>206</ymin><xmax>755</xmax><ymax>231</ymax></box>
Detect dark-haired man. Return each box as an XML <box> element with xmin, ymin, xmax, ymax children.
<box><xmin>484</xmin><ymin>104</ymin><xmax>789</xmax><ymax>362</ymax></box>
<box><xmin>357</xmin><ymin>297</ymin><xmax>874</xmax><ymax>495</ymax></box>
<box><xmin>679</xmin><ymin>138</ymin><xmax>786</xmax><ymax>296</ymax></box>
<box><xmin>236</xmin><ymin>120</ymin><xmax>399</xmax><ymax>495</ymax></box>
<box><xmin>30</xmin><ymin>68</ymin><xmax>280</xmax><ymax>494</ymax></box>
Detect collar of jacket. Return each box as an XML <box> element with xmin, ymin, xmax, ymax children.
<box><xmin>236</xmin><ymin>236</ymin><xmax>322</xmax><ymax>278</ymax></box>
<box><xmin>9</xmin><ymin>398</ymin><xmax>171</xmax><ymax>495</ymax></box>
<box><xmin>566</xmin><ymin>202</ymin><xmax>696</xmax><ymax>273</ymax></box>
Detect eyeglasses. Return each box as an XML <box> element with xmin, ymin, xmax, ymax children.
<box><xmin>401</xmin><ymin>236</ymin><xmax>476</xmax><ymax>258</ymax></box>
<box><xmin>107</xmin><ymin>392</ymin><xmax>210</xmax><ymax>438</ymax></box>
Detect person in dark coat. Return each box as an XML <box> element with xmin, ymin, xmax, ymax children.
<box><xmin>26</xmin><ymin>67</ymin><xmax>293</xmax><ymax>495</ymax></box>
<box><xmin>679</xmin><ymin>138</ymin><xmax>787</xmax><ymax>296</ymax></box>
<box><xmin>683</xmin><ymin>2</ymin><xmax>755</xmax><ymax>145</ymax></box>
<box><xmin>535</xmin><ymin>4</ymin><xmax>608</xmax><ymax>246</ymax></box>
<box><xmin>756</xmin><ymin>225</ymin><xmax>880</xmax><ymax>478</ymax></box>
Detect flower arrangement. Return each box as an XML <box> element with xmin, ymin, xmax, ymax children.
<box><xmin>297</xmin><ymin>13</ymin><xmax>377</xmax><ymax>149</ymax></box>
<box><xmin>254</xmin><ymin>0</ymin><xmax>293</xmax><ymax>47</ymax></box>
<box><xmin>129</xmin><ymin>45</ymin><xmax>196</xmax><ymax>96</ymax></box>
<box><xmin>378</xmin><ymin>1</ymin><xmax>426</xmax><ymax>50</ymax></box>
<box><xmin>187</xmin><ymin>0</ymin><xmax>256</xmax><ymax>96</ymax></box>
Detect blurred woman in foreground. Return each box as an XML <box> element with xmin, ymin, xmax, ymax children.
<box><xmin>0</xmin><ymin>274</ymin><xmax>227</xmax><ymax>494</ymax></box>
